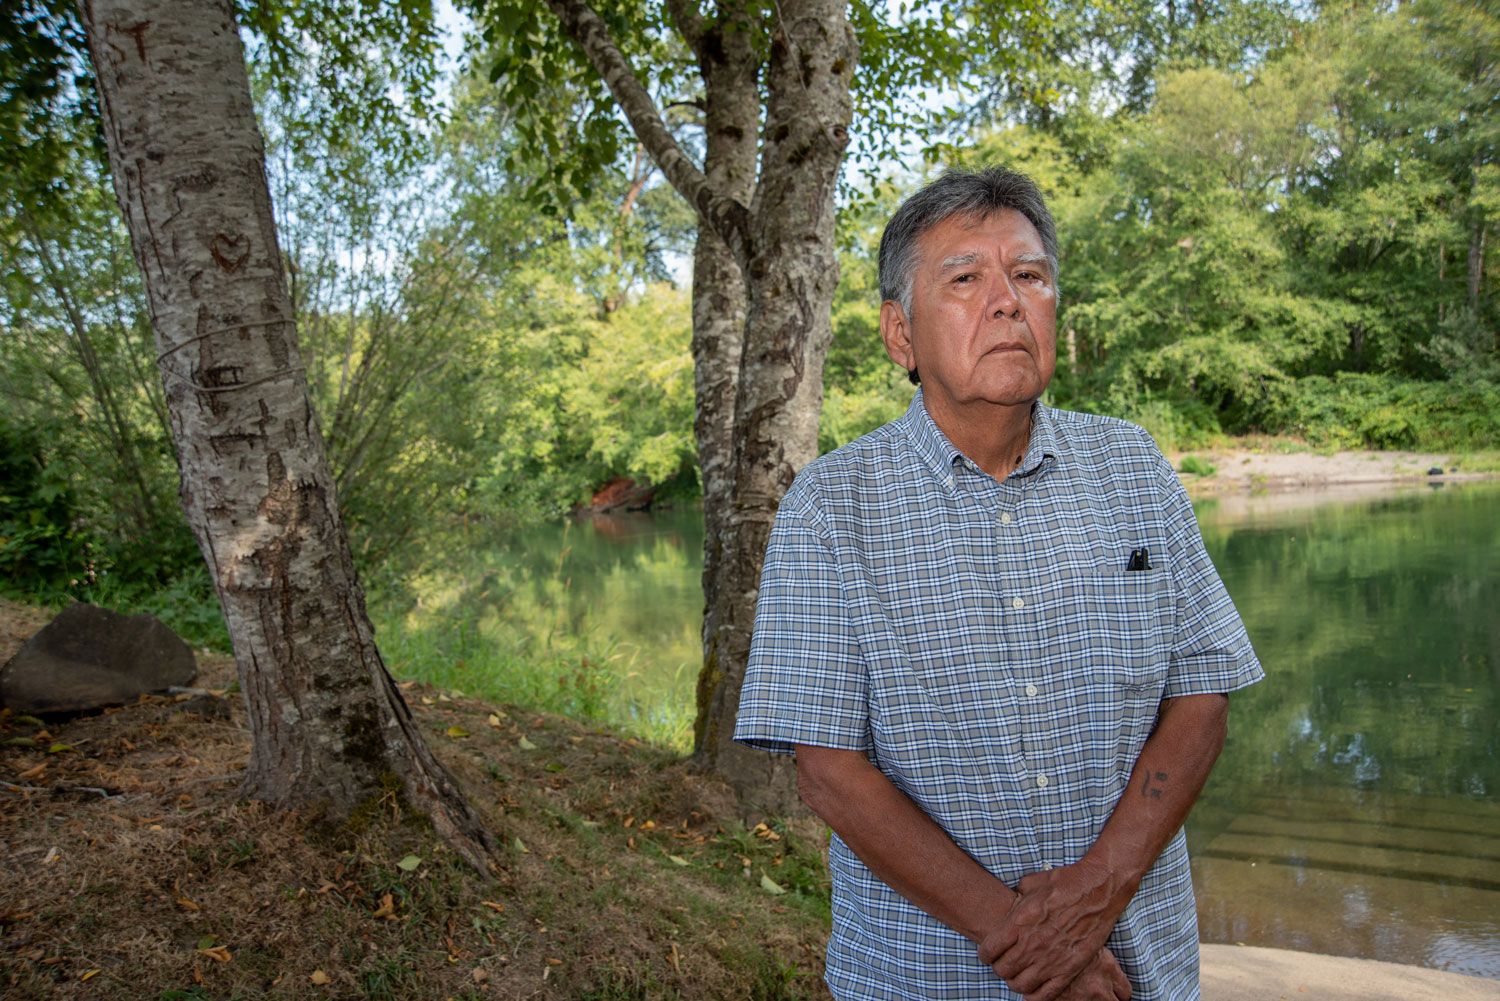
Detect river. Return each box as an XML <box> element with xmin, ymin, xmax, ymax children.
<box><xmin>378</xmin><ymin>480</ymin><xmax>1500</xmax><ymax>978</ymax></box>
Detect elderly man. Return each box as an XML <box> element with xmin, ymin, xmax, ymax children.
<box><xmin>733</xmin><ymin>166</ymin><xmax>1262</xmax><ymax>1001</ymax></box>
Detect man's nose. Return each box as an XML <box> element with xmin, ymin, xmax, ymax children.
<box><xmin>989</xmin><ymin>276</ymin><xmax>1021</xmax><ymax>319</ymax></box>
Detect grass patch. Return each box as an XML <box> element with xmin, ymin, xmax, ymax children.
<box><xmin>1450</xmin><ymin>451</ymin><xmax>1500</xmax><ymax>474</ymax></box>
<box><xmin>1177</xmin><ymin>455</ymin><xmax>1218</xmax><ymax>477</ymax></box>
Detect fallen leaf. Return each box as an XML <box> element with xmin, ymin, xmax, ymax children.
<box><xmin>513</xmin><ymin>837</ymin><xmax>529</xmax><ymax>854</ymax></box>
<box><xmin>197</xmin><ymin>946</ymin><xmax>232</xmax><ymax>963</ymax></box>
<box><xmin>176</xmin><ymin>899</ymin><xmax>200</xmax><ymax>911</ymax></box>
<box><xmin>480</xmin><ymin>901</ymin><xmax>505</xmax><ymax>912</ymax></box>
<box><xmin>18</xmin><ymin>762</ymin><xmax>45</xmax><ymax>779</ymax></box>
<box><xmin>445</xmin><ymin>726</ymin><xmax>470</xmax><ymax>738</ymax></box>
<box><xmin>13</xmin><ymin>714</ymin><xmax>44</xmax><ymax>727</ymax></box>
<box><xmin>639</xmin><ymin>820</ymin><xmax>657</xmax><ymax>832</ymax></box>
<box><xmin>545</xmin><ymin>957</ymin><xmax>563</xmax><ymax>966</ymax></box>
<box><xmin>760</xmin><ymin>873</ymin><xmax>786</xmax><ymax>895</ymax></box>
<box><xmin>487</xmin><ymin>714</ymin><xmax>502</xmax><ymax>727</ymax></box>
<box><xmin>80</xmin><ymin>969</ymin><xmax>101</xmax><ymax>981</ymax></box>
<box><xmin>669</xmin><ymin>942</ymin><xmax>680</xmax><ymax>971</ymax></box>
<box><xmin>667</xmin><ymin>855</ymin><xmax>689</xmax><ymax>866</ymax></box>
<box><xmin>372</xmin><ymin>893</ymin><xmax>396</xmax><ymax>919</ymax></box>
<box><xmin>472</xmin><ymin>967</ymin><xmax>488</xmax><ymax>983</ymax></box>
<box><xmin>310</xmin><ymin>969</ymin><xmax>330</xmax><ymax>985</ymax></box>
<box><xmin>396</xmin><ymin>854</ymin><xmax>421</xmax><ymax>871</ymax></box>
<box><xmin>517</xmin><ymin>735</ymin><xmax>538</xmax><ymax>751</ymax></box>
<box><xmin>2</xmin><ymin>737</ymin><xmax>36</xmax><ymax>748</ymax></box>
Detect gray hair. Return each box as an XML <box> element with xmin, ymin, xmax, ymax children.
<box><xmin>878</xmin><ymin>166</ymin><xmax>1059</xmax><ymax>321</ymax></box>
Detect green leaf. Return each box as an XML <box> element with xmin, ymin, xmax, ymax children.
<box><xmin>760</xmin><ymin>873</ymin><xmax>786</xmax><ymax>895</ymax></box>
<box><xmin>517</xmin><ymin>735</ymin><xmax>538</xmax><ymax>751</ymax></box>
<box><xmin>396</xmin><ymin>854</ymin><xmax>421</xmax><ymax>871</ymax></box>
<box><xmin>667</xmin><ymin>855</ymin><xmax>689</xmax><ymax>866</ymax></box>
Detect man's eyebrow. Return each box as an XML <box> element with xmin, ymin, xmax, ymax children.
<box><xmin>1014</xmin><ymin>252</ymin><xmax>1051</xmax><ymax>271</ymax></box>
<box><xmin>937</xmin><ymin>252</ymin><xmax>983</xmax><ymax>273</ymax></box>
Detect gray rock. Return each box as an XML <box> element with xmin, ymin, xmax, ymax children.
<box><xmin>0</xmin><ymin>603</ymin><xmax>197</xmax><ymax>714</ymax></box>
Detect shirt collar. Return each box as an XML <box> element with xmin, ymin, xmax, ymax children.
<box><xmin>899</xmin><ymin>388</ymin><xmax>1059</xmax><ymax>486</ymax></box>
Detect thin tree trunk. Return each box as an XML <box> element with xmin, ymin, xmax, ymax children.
<box><xmin>673</xmin><ymin>0</ymin><xmax>758</xmax><ymax>756</ymax></box>
<box><xmin>79</xmin><ymin>0</ymin><xmax>494</xmax><ymax>870</ymax></box>
<box><xmin>1469</xmin><ymin>217</ymin><xmax>1486</xmax><ymax>316</ymax></box>
<box><xmin>24</xmin><ymin>223</ymin><xmax>158</xmax><ymax>533</ymax></box>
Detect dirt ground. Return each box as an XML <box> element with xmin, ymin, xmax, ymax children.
<box><xmin>1169</xmin><ymin>442</ymin><xmax>1491</xmax><ymax>493</ymax></box>
<box><xmin>0</xmin><ymin>598</ymin><xmax>833</xmax><ymax>1001</ymax></box>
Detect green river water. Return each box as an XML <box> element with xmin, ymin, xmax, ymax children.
<box><xmin>390</xmin><ymin>480</ymin><xmax>1500</xmax><ymax>978</ymax></box>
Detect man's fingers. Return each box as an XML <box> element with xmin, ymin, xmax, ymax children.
<box><xmin>977</xmin><ymin>923</ymin><xmax>1020</xmax><ymax>965</ymax></box>
<box><xmin>1020</xmin><ymin>972</ymin><xmax>1071</xmax><ymax>1001</ymax></box>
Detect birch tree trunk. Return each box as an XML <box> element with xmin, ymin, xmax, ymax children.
<box><xmin>693</xmin><ymin>0</ymin><xmax>854</xmax><ymax>810</ymax></box>
<box><xmin>668</xmin><ymin>0</ymin><xmax>758</xmax><ymax>753</ymax></box>
<box><xmin>79</xmin><ymin>0</ymin><xmax>494</xmax><ymax>870</ymax></box>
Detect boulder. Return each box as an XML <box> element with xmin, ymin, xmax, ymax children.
<box><xmin>0</xmin><ymin>603</ymin><xmax>197</xmax><ymax>714</ymax></box>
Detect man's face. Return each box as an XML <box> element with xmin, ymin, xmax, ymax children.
<box><xmin>881</xmin><ymin>209</ymin><xmax>1057</xmax><ymax>420</ymax></box>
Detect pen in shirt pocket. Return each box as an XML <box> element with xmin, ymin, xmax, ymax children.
<box><xmin>1126</xmin><ymin>547</ymin><xmax>1151</xmax><ymax>571</ymax></box>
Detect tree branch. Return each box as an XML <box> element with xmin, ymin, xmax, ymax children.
<box><xmin>545</xmin><ymin>0</ymin><xmax>751</xmax><ymax>259</ymax></box>
<box><xmin>663</xmin><ymin>0</ymin><xmax>707</xmax><ymax>59</ymax></box>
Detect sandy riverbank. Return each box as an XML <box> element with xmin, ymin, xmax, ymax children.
<box><xmin>1166</xmin><ymin>444</ymin><xmax>1498</xmax><ymax>513</ymax></box>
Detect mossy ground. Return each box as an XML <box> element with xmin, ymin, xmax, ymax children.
<box><xmin>0</xmin><ymin>599</ymin><xmax>833</xmax><ymax>1000</ymax></box>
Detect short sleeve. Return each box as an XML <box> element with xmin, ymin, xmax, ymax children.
<box><xmin>733</xmin><ymin>481</ymin><xmax>871</xmax><ymax>755</ymax></box>
<box><xmin>1156</xmin><ymin>457</ymin><xmax>1265</xmax><ymax>698</ymax></box>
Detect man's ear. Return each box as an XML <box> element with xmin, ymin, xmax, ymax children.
<box><xmin>880</xmin><ymin>300</ymin><xmax>916</xmax><ymax>377</ymax></box>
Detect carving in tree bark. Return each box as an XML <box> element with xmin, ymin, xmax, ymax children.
<box><xmin>78</xmin><ymin>0</ymin><xmax>495</xmax><ymax>870</ymax></box>
<box><xmin>546</xmin><ymin>0</ymin><xmax>855</xmax><ymax>812</ymax></box>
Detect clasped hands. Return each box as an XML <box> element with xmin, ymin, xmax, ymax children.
<box><xmin>976</xmin><ymin>860</ymin><xmax>1132</xmax><ymax>1001</ymax></box>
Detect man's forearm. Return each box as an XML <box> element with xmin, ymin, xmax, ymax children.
<box><xmin>980</xmin><ymin>693</ymin><xmax>1230</xmax><ymax>1000</ymax></box>
<box><xmin>1083</xmin><ymin>692</ymin><xmax>1229</xmax><ymax>902</ymax></box>
<box><xmin>793</xmin><ymin>743</ymin><xmax>1018</xmax><ymax>942</ymax></box>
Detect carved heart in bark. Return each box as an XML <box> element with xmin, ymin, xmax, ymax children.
<box><xmin>210</xmin><ymin>233</ymin><xmax>251</xmax><ymax>273</ymax></box>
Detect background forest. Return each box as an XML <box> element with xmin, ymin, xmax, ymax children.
<box><xmin>3</xmin><ymin>0</ymin><xmax>1497</xmax><ymax>658</ymax></box>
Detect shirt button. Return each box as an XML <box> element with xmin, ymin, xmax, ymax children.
<box><xmin>1012</xmin><ymin>597</ymin><xmax>1025</xmax><ymax>610</ymax></box>
<box><xmin>1000</xmin><ymin>512</ymin><xmax>1013</xmax><ymax>525</ymax></box>
<box><xmin>1025</xmin><ymin>683</ymin><xmax>1038</xmax><ymax>697</ymax></box>
<box><xmin>1036</xmin><ymin>775</ymin><xmax>1048</xmax><ymax>788</ymax></box>
<box><xmin>1042</xmin><ymin>863</ymin><xmax>1054</xmax><ymax>871</ymax></box>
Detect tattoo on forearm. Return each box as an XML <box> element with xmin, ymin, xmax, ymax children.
<box><xmin>1140</xmin><ymin>771</ymin><xmax>1169</xmax><ymax>800</ymax></box>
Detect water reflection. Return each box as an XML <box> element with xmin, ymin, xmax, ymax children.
<box><xmin>1187</xmin><ymin>482</ymin><xmax>1500</xmax><ymax>979</ymax></box>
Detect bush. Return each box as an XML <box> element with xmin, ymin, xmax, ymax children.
<box><xmin>1282</xmin><ymin>374</ymin><xmax>1500</xmax><ymax>451</ymax></box>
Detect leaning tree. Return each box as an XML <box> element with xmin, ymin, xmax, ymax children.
<box><xmin>78</xmin><ymin>0</ymin><xmax>494</xmax><ymax>868</ymax></box>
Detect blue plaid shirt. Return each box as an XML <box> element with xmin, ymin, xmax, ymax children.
<box><xmin>735</xmin><ymin>391</ymin><xmax>1262</xmax><ymax>1001</ymax></box>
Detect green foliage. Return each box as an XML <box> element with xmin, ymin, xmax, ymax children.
<box><xmin>941</xmin><ymin>0</ymin><xmax>1498</xmax><ymax>441</ymax></box>
<box><xmin>1282</xmin><ymin>373</ymin><xmax>1500</xmax><ymax>451</ymax></box>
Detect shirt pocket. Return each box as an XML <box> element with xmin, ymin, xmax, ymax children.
<box><xmin>1046</xmin><ymin>568</ymin><xmax>1175</xmax><ymax>771</ymax></box>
